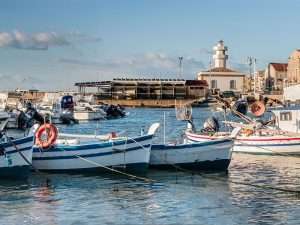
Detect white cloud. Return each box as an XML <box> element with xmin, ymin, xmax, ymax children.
<box><xmin>0</xmin><ymin>30</ymin><xmax>102</xmax><ymax>50</ymax></box>
<box><xmin>59</xmin><ymin>53</ymin><xmax>205</xmax><ymax>79</ymax></box>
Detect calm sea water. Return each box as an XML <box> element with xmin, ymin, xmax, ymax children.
<box><xmin>1</xmin><ymin>108</ymin><xmax>300</xmax><ymax>225</ymax></box>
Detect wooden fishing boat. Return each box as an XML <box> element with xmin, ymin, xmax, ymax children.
<box><xmin>32</xmin><ymin>123</ymin><xmax>160</xmax><ymax>173</ymax></box>
<box><xmin>150</xmin><ymin>138</ymin><xmax>233</xmax><ymax>171</ymax></box>
<box><xmin>233</xmin><ymin>132</ymin><xmax>300</xmax><ymax>155</ymax></box>
<box><xmin>0</xmin><ymin>135</ymin><xmax>34</xmax><ymax>178</ymax></box>
<box><xmin>185</xmin><ymin>130</ymin><xmax>230</xmax><ymax>142</ymax></box>
<box><xmin>186</xmin><ymin>124</ymin><xmax>300</xmax><ymax>156</ymax></box>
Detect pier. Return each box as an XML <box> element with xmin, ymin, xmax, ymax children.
<box><xmin>75</xmin><ymin>78</ymin><xmax>209</xmax><ymax>107</ymax></box>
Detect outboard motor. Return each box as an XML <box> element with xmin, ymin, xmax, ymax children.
<box><xmin>59</xmin><ymin>95</ymin><xmax>78</xmax><ymax>124</ymax></box>
<box><xmin>232</xmin><ymin>100</ymin><xmax>248</xmax><ymax>116</ymax></box>
<box><xmin>201</xmin><ymin>116</ymin><xmax>220</xmax><ymax>133</ymax></box>
<box><xmin>24</xmin><ymin>102</ymin><xmax>45</xmax><ymax>127</ymax></box>
<box><xmin>187</xmin><ymin>120</ymin><xmax>196</xmax><ymax>132</ymax></box>
<box><xmin>105</xmin><ymin>104</ymin><xmax>126</xmax><ymax>119</ymax></box>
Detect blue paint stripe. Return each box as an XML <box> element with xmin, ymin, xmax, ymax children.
<box><xmin>152</xmin><ymin>139</ymin><xmax>232</xmax><ymax>150</ymax></box>
<box><xmin>0</xmin><ymin>136</ymin><xmax>33</xmax><ymax>148</ymax></box>
<box><xmin>33</xmin><ymin>134</ymin><xmax>153</xmax><ymax>152</ymax></box>
<box><xmin>33</xmin><ymin>144</ymin><xmax>150</xmax><ymax>160</ymax></box>
<box><xmin>4</xmin><ymin>146</ymin><xmax>32</xmax><ymax>155</ymax></box>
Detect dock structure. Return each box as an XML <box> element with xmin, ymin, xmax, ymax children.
<box><xmin>75</xmin><ymin>78</ymin><xmax>208</xmax><ymax>107</ymax></box>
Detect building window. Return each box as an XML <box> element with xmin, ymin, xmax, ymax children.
<box><xmin>211</xmin><ymin>80</ymin><xmax>217</xmax><ymax>89</ymax></box>
<box><xmin>280</xmin><ymin>112</ymin><xmax>292</xmax><ymax>121</ymax></box>
<box><xmin>230</xmin><ymin>80</ymin><xmax>236</xmax><ymax>89</ymax></box>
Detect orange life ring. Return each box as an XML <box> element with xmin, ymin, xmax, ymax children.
<box><xmin>35</xmin><ymin>123</ymin><xmax>58</xmax><ymax>149</ymax></box>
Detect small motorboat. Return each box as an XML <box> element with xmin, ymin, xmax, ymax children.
<box><xmin>0</xmin><ymin>134</ymin><xmax>34</xmax><ymax>179</ymax></box>
<box><xmin>102</xmin><ymin>104</ymin><xmax>126</xmax><ymax>119</ymax></box>
<box><xmin>32</xmin><ymin>123</ymin><xmax>160</xmax><ymax>174</ymax></box>
<box><xmin>150</xmin><ymin>137</ymin><xmax>233</xmax><ymax>171</ymax></box>
<box><xmin>38</xmin><ymin>95</ymin><xmax>78</xmax><ymax>124</ymax></box>
<box><xmin>73</xmin><ymin>101</ymin><xmax>106</xmax><ymax>121</ymax></box>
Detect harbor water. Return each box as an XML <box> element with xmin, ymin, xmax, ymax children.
<box><xmin>1</xmin><ymin>108</ymin><xmax>300</xmax><ymax>225</ymax></box>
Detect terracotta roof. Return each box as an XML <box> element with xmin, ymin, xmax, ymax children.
<box><xmin>270</xmin><ymin>63</ymin><xmax>288</xmax><ymax>72</ymax></box>
<box><xmin>206</xmin><ymin>67</ymin><xmax>237</xmax><ymax>72</ymax></box>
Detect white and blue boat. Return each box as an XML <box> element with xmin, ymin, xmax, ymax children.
<box><xmin>150</xmin><ymin>138</ymin><xmax>233</xmax><ymax>171</ymax></box>
<box><xmin>32</xmin><ymin>123</ymin><xmax>160</xmax><ymax>173</ymax></box>
<box><xmin>0</xmin><ymin>135</ymin><xmax>34</xmax><ymax>179</ymax></box>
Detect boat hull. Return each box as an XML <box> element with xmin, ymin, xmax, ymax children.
<box><xmin>233</xmin><ymin>136</ymin><xmax>300</xmax><ymax>155</ymax></box>
<box><xmin>0</xmin><ymin>136</ymin><xmax>34</xmax><ymax>179</ymax></box>
<box><xmin>32</xmin><ymin>135</ymin><xmax>153</xmax><ymax>174</ymax></box>
<box><xmin>150</xmin><ymin>139</ymin><xmax>233</xmax><ymax>171</ymax></box>
<box><xmin>73</xmin><ymin>111</ymin><xmax>105</xmax><ymax>121</ymax></box>
<box><xmin>186</xmin><ymin>130</ymin><xmax>300</xmax><ymax>156</ymax></box>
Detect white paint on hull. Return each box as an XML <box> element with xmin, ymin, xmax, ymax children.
<box><xmin>32</xmin><ymin>135</ymin><xmax>153</xmax><ymax>171</ymax></box>
<box><xmin>150</xmin><ymin>139</ymin><xmax>233</xmax><ymax>165</ymax></box>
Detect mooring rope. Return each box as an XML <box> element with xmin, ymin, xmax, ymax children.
<box><xmin>73</xmin><ymin>153</ymin><xmax>155</xmax><ymax>183</ymax></box>
<box><xmin>4</xmin><ymin>133</ymin><xmax>40</xmax><ymax>173</ymax></box>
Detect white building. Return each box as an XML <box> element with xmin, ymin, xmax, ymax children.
<box><xmin>283</xmin><ymin>84</ymin><xmax>300</xmax><ymax>102</ymax></box>
<box><xmin>197</xmin><ymin>40</ymin><xmax>246</xmax><ymax>94</ymax></box>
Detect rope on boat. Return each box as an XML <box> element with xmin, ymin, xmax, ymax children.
<box><xmin>73</xmin><ymin>154</ymin><xmax>155</xmax><ymax>183</ymax></box>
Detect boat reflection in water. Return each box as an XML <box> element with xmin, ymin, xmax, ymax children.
<box><xmin>228</xmin><ymin>154</ymin><xmax>300</xmax><ymax>224</ymax></box>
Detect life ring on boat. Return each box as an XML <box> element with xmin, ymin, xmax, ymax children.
<box><xmin>35</xmin><ymin>123</ymin><xmax>58</xmax><ymax>149</ymax></box>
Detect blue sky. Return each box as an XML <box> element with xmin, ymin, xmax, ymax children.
<box><xmin>0</xmin><ymin>0</ymin><xmax>299</xmax><ymax>90</ymax></box>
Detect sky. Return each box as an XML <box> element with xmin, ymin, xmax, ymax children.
<box><xmin>0</xmin><ymin>0</ymin><xmax>299</xmax><ymax>91</ymax></box>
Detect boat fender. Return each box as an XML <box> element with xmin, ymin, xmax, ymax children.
<box><xmin>241</xmin><ymin>128</ymin><xmax>253</xmax><ymax>136</ymax></box>
<box><xmin>250</xmin><ymin>101</ymin><xmax>265</xmax><ymax>117</ymax></box>
<box><xmin>35</xmin><ymin>123</ymin><xmax>58</xmax><ymax>149</ymax></box>
<box><xmin>109</xmin><ymin>132</ymin><xmax>117</xmax><ymax>139</ymax></box>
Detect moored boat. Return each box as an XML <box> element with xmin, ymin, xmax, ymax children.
<box><xmin>0</xmin><ymin>135</ymin><xmax>34</xmax><ymax>179</ymax></box>
<box><xmin>233</xmin><ymin>133</ymin><xmax>300</xmax><ymax>155</ymax></box>
<box><xmin>32</xmin><ymin>123</ymin><xmax>160</xmax><ymax>174</ymax></box>
<box><xmin>150</xmin><ymin>138</ymin><xmax>233</xmax><ymax>171</ymax></box>
<box><xmin>186</xmin><ymin>119</ymin><xmax>300</xmax><ymax>156</ymax></box>
<box><xmin>185</xmin><ymin>129</ymin><xmax>229</xmax><ymax>142</ymax></box>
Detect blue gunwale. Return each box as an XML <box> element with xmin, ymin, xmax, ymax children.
<box><xmin>0</xmin><ymin>136</ymin><xmax>33</xmax><ymax>148</ymax></box>
<box><xmin>33</xmin><ymin>134</ymin><xmax>153</xmax><ymax>152</ymax></box>
<box><xmin>33</xmin><ymin>144</ymin><xmax>151</xmax><ymax>160</ymax></box>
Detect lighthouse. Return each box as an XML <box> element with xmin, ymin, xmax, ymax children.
<box><xmin>212</xmin><ymin>40</ymin><xmax>228</xmax><ymax>68</ymax></box>
<box><xmin>197</xmin><ymin>40</ymin><xmax>246</xmax><ymax>94</ymax></box>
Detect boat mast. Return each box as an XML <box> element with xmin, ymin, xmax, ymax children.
<box><xmin>163</xmin><ymin>111</ymin><xmax>166</xmax><ymax>144</ymax></box>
